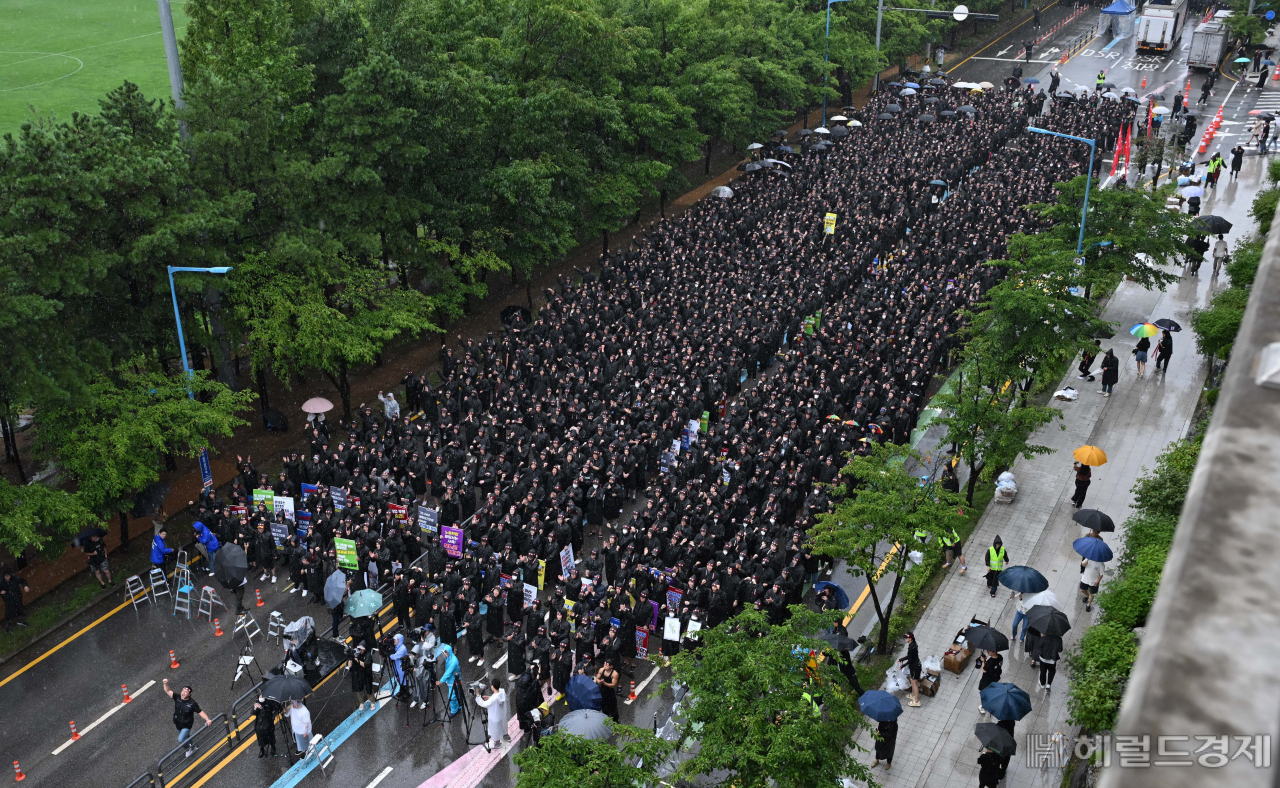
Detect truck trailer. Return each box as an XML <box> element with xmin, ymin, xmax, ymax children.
<box><xmin>1138</xmin><ymin>0</ymin><xmax>1188</xmax><ymax>53</ymax></box>
<box><xmin>1186</xmin><ymin>11</ymin><xmax>1233</xmax><ymax>70</ymax></box>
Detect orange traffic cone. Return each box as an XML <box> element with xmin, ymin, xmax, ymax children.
<box><xmin>214</xmin><ymin>618</ymin><xmax>224</xmax><ymax>636</ymax></box>
<box><xmin>69</xmin><ymin>721</ymin><xmax>80</xmax><ymax>741</ymax></box>
<box><xmin>1185</xmin><ymin>79</ymin><xmax>1191</xmax><ymax>96</ymax></box>
<box><xmin>13</xmin><ymin>761</ymin><xmax>24</xmax><ymax>782</ymax></box>
<box><xmin>170</xmin><ymin>649</ymin><xmax>180</xmax><ymax>669</ymax></box>
<box><xmin>255</xmin><ymin>589</ymin><xmax>264</xmax><ymax>607</ymax></box>
<box><xmin>122</xmin><ymin>684</ymin><xmax>132</xmax><ymax>704</ymax></box>
<box><xmin>1140</xmin><ymin>76</ymin><xmax>1147</xmax><ymax>90</ymax></box>
<box><xmin>628</xmin><ymin>680</ymin><xmax>637</xmax><ymax>701</ymax></box>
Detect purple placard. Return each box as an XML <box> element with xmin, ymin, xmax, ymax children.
<box><xmin>442</xmin><ymin>525</ymin><xmax>465</xmax><ymax>558</ymax></box>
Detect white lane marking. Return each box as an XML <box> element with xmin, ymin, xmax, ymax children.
<box><xmin>623</xmin><ymin>663</ymin><xmax>662</xmax><ymax>706</ymax></box>
<box><xmin>364</xmin><ymin>766</ymin><xmax>393</xmax><ymax>788</ymax></box>
<box><xmin>491</xmin><ymin>652</ymin><xmax>508</xmax><ymax>670</ymax></box>
<box><xmin>53</xmin><ymin>680</ymin><xmax>156</xmax><ymax>754</ymax></box>
<box><xmin>996</xmin><ymin>46</ymin><xmax>1012</xmax><ymax>57</ymax></box>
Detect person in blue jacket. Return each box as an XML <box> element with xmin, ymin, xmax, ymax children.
<box><xmin>192</xmin><ymin>521</ymin><xmax>220</xmax><ymax>575</ymax></box>
<box><xmin>151</xmin><ymin>528</ymin><xmax>175</xmax><ymax>572</ymax></box>
<box><xmin>436</xmin><ymin>643</ymin><xmax>462</xmax><ymax>716</ymax></box>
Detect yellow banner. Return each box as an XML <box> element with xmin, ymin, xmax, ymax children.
<box><xmin>823</xmin><ymin>212</ymin><xmax>837</xmax><ymax>235</ymax></box>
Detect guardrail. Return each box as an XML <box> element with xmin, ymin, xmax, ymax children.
<box><xmin>1018</xmin><ymin>4</ymin><xmax>1093</xmax><ymax>60</ymax></box>
<box><xmin>155</xmin><ymin>713</ymin><xmax>232</xmax><ymax>788</ymax></box>
<box><xmin>229</xmin><ymin>682</ymin><xmax>266</xmax><ymax>745</ymax></box>
<box><xmin>124</xmin><ymin>773</ymin><xmax>155</xmax><ymax>788</ymax></box>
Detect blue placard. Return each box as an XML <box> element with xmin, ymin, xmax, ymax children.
<box><xmin>198</xmin><ymin>448</ymin><xmax>213</xmax><ymax>490</ymax></box>
<box><xmin>418</xmin><ymin>507</ymin><xmax>439</xmax><ymax>534</ymax></box>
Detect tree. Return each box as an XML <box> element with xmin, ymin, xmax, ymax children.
<box><xmin>933</xmin><ymin>339</ymin><xmax>1060</xmax><ymax>504</ymax></box>
<box><xmin>809</xmin><ymin>442</ymin><xmax>968</xmax><ymax>654</ymax></box>
<box><xmin>972</xmin><ymin>233</ymin><xmax>1110</xmax><ymax>395</ymax></box>
<box><xmin>0</xmin><ymin>479</ymin><xmax>98</xmax><ymax>559</ymax></box>
<box><xmin>34</xmin><ymin>363</ymin><xmax>255</xmax><ymax>542</ymax></box>
<box><xmin>668</xmin><ymin>606</ymin><xmax>876</xmax><ymax>788</ymax></box>
<box><xmin>513</xmin><ymin>725</ymin><xmax>674</xmax><ymax>788</ymax></box>
<box><xmin>1034</xmin><ymin>175</ymin><xmax>1191</xmax><ymax>297</ymax></box>
<box><xmin>1190</xmin><ymin>286</ymin><xmax>1249</xmax><ymax>385</ymax></box>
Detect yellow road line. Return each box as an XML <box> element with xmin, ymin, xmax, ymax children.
<box><xmin>842</xmin><ymin>544</ymin><xmax>900</xmax><ymax>627</ymax></box>
<box><xmin>185</xmin><ymin>607</ymin><xmax>400</xmax><ymax>788</ymax></box>
<box><xmin>947</xmin><ymin>0</ymin><xmax>1061</xmax><ymax>74</ymax></box>
<box><xmin>0</xmin><ymin>556</ymin><xmax>205</xmax><ymax>690</ymax></box>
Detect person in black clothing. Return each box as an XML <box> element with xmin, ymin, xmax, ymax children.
<box><xmin>1071</xmin><ymin>461</ymin><xmax>1092</xmax><ymax>509</ymax></box>
<box><xmin>0</xmin><ymin>568</ymin><xmax>30</xmax><ymax>633</ymax></box>
<box><xmin>1156</xmin><ymin>330</ymin><xmax>1173</xmax><ymax>373</ymax></box>
<box><xmin>975</xmin><ymin>649</ymin><xmax>1004</xmax><ymax>715</ymax></box>
<box><xmin>872</xmin><ymin>718</ymin><xmax>898</xmax><ymax>770</ymax></box>
<box><xmin>1099</xmin><ymin>349</ymin><xmax>1119</xmax><ymax>396</ymax></box>
<box><xmin>979</xmin><ymin>748</ymin><xmax>1005</xmax><ymax>787</ymax></box>
<box><xmin>162</xmin><ymin>679</ymin><xmax>212</xmax><ymax>756</ymax></box>
<box><xmin>253</xmin><ymin>695</ymin><xmax>279</xmax><ymax>757</ymax></box>
<box><xmin>897</xmin><ymin>631</ymin><xmax>923</xmax><ymax>707</ymax></box>
<box><xmin>1077</xmin><ymin>339</ymin><xmax>1100</xmax><ymax>380</ymax></box>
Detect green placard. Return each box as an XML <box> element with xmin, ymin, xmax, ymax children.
<box><xmin>335</xmin><ymin>537</ymin><xmax>358</xmax><ymax>570</ymax></box>
<box><xmin>700</xmin><ymin>410</ymin><xmax>710</xmax><ymax>434</ymax></box>
<box><xmin>253</xmin><ymin>488</ymin><xmax>274</xmax><ymax>506</ymax></box>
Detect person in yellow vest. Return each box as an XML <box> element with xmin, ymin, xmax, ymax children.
<box><xmin>985</xmin><ymin>536</ymin><xmax>1007</xmax><ymax>598</ymax></box>
<box><xmin>941</xmin><ymin>527</ymin><xmax>966</xmax><ymax>574</ymax></box>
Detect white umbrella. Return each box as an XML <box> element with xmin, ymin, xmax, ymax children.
<box><xmin>746</xmin><ymin>142</ymin><xmax>764</xmax><ymax>150</ymax></box>
<box><xmin>1151</xmin><ymin>106</ymin><xmax>1172</xmax><ymax>115</ymax></box>
<box><xmin>848</xmin><ymin>119</ymin><xmax>863</xmax><ymax>127</ymax></box>
<box><xmin>900</xmin><ymin>88</ymin><xmax>918</xmax><ymax>96</ymax></box>
<box><xmin>710</xmin><ymin>185</ymin><xmax>733</xmax><ymax>198</ymax></box>
<box><xmin>1025</xmin><ymin>590</ymin><xmax>1062</xmax><ymax>610</ymax></box>
<box><xmin>953</xmin><ymin>81</ymin><xmax>978</xmax><ymax>89</ymax></box>
<box><xmin>814</xmin><ymin>126</ymin><xmax>831</xmax><ymax>134</ymax></box>
<box><xmin>978</xmin><ymin>81</ymin><xmax>995</xmax><ymax>90</ymax></box>
<box><xmin>1121</xmin><ymin>86</ymin><xmax>1137</xmax><ymax>94</ymax></box>
<box><xmin>831</xmin><ymin>115</ymin><xmax>848</xmax><ymax>121</ymax></box>
<box><xmin>763</xmin><ymin>159</ymin><xmax>793</xmax><ymax>169</ymax></box>
<box><xmin>1102</xmin><ymin>91</ymin><xmax>1120</xmax><ymax>99</ymax></box>
<box><xmin>557</xmin><ymin>709</ymin><xmax>611</xmax><ymax>740</ymax></box>
<box><xmin>1182</xmin><ymin>185</ymin><xmax>1204</xmax><ymax>199</ymax></box>
<box><xmin>302</xmin><ymin>397</ymin><xmax>334</xmax><ymax>414</ymax></box>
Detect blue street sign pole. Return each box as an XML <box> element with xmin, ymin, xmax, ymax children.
<box><xmin>167</xmin><ymin>266</ymin><xmax>233</xmax><ymax>491</ymax></box>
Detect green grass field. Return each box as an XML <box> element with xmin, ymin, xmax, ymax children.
<box><xmin>0</xmin><ymin>0</ymin><xmax>187</xmax><ymax>138</ymax></box>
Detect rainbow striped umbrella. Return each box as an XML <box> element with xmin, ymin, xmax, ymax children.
<box><xmin>1129</xmin><ymin>322</ymin><xmax>1159</xmax><ymax>338</ymax></box>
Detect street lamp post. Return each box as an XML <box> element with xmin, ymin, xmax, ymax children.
<box><xmin>823</xmin><ymin>3</ymin><xmax>987</xmax><ymax>127</ymax></box>
<box><xmin>1027</xmin><ymin>126</ymin><xmax>1097</xmax><ymax>254</ymax></box>
<box><xmin>167</xmin><ymin>266</ymin><xmax>233</xmax><ymax>491</ymax></box>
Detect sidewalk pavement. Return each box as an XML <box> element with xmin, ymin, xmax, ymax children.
<box><xmin>852</xmin><ymin>157</ymin><xmax>1265</xmax><ymax>788</ymax></box>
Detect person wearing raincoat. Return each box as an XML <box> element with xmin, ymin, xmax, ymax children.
<box><xmin>436</xmin><ymin>643</ymin><xmax>462</xmax><ymax>715</ymax></box>
<box><xmin>391</xmin><ymin>634</ymin><xmax>411</xmax><ymax>701</ymax></box>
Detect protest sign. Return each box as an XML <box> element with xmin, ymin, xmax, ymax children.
<box><xmin>442</xmin><ymin>526</ymin><xmax>464</xmax><ymax>558</ymax></box>
<box><xmin>330</xmin><ymin>487</ymin><xmax>347</xmax><ymax>511</ymax></box>
<box><xmin>663</xmin><ymin>616</ymin><xmax>682</xmax><ymax>641</ymax></box>
<box><xmin>559</xmin><ymin>544</ymin><xmax>575</xmax><ymax>576</ymax></box>
<box><xmin>335</xmin><ymin>537</ymin><xmax>358</xmax><ymax>570</ymax></box>
<box><xmin>273</xmin><ymin>496</ymin><xmax>295</xmax><ymax>523</ymax></box>
<box><xmin>253</xmin><ymin>488</ymin><xmax>274</xmax><ymax>507</ymax></box>
<box><xmin>270</xmin><ymin>521</ymin><xmax>289</xmax><ymax>548</ymax></box>
<box><xmin>417</xmin><ymin>507</ymin><xmax>438</xmax><ymax>535</ymax></box>
<box><xmin>523</xmin><ymin>583</ymin><xmax>537</xmax><ymax>607</ymax></box>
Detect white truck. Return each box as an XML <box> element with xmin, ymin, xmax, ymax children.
<box><xmin>1187</xmin><ymin>11</ymin><xmax>1233</xmax><ymax>70</ymax></box>
<box><xmin>1138</xmin><ymin>0</ymin><xmax>1188</xmax><ymax>53</ymax></box>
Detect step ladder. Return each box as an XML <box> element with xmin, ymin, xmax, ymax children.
<box><xmin>125</xmin><ymin>575</ymin><xmax>150</xmax><ymax>612</ymax></box>
<box><xmin>148</xmin><ymin>569</ymin><xmax>171</xmax><ymax>603</ymax></box>
<box><xmin>306</xmin><ymin>734</ymin><xmax>336</xmax><ymax>775</ymax></box>
<box><xmin>267</xmin><ymin>611</ymin><xmax>285</xmax><ymax>645</ymax></box>
<box><xmin>196</xmin><ymin>586</ymin><xmax>228</xmax><ymax>623</ymax></box>
<box><xmin>235</xmin><ymin>612</ymin><xmax>262</xmax><ymax>643</ymax></box>
<box><xmin>173</xmin><ymin>581</ymin><xmax>195</xmax><ymax>619</ymax></box>
<box><xmin>176</xmin><ymin>549</ymin><xmax>190</xmax><ymax>575</ymax></box>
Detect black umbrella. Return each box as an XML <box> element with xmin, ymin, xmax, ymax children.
<box><xmin>940</xmin><ymin>110</ymin><xmax>957</xmax><ymax>117</ymax></box>
<box><xmin>1072</xmin><ymin>509</ymin><xmax>1115</xmax><ymax>532</ymax></box>
<box><xmin>885</xmin><ymin>104</ymin><xmax>902</xmax><ymax>113</ymax></box>
<box><xmin>1153</xmin><ymin>318</ymin><xmax>1182</xmax><ymax>332</ymax></box>
<box><xmin>1101</xmin><ymin>82</ymin><xmax>1117</xmax><ymax>90</ymax></box>
<box><xmin>877</xmin><ymin>112</ymin><xmax>895</xmax><ymax>120</ymax></box>
<box><xmin>500</xmin><ymin>304</ymin><xmax>531</xmax><ymax>328</ymax></box>
<box><xmin>918</xmin><ymin>114</ymin><xmax>936</xmax><ymax>123</ymax></box>
<box><xmin>818</xmin><ymin>631</ymin><xmax>859</xmax><ymax>651</ymax></box>
<box><xmin>212</xmin><ymin>544</ymin><xmax>249</xmax><ymax>590</ymax></box>
<box><xmin>842</xmin><ymin>105</ymin><xmax>858</xmax><ymax>113</ymax></box>
<box><xmin>773</xmin><ymin>129</ymin><xmax>788</xmax><ymax>137</ymax></box>
<box><xmin>1193</xmin><ymin>215</ymin><xmax>1233</xmax><ymax>234</ymax></box>
<box><xmin>923</xmin><ymin>96</ymin><xmax>940</xmax><ymax>104</ymax></box>
<box><xmin>262</xmin><ymin>674</ymin><xmax>312</xmax><ymax>703</ymax></box>
<box><xmin>958</xmin><ymin>105</ymin><xmax>977</xmax><ymax>113</ymax></box>
<box><xmin>887</xmin><ymin>81</ymin><xmax>902</xmax><ymax>87</ymax></box>
<box><xmin>831</xmin><ymin>125</ymin><xmax>850</xmax><ymax>138</ymax></box>
<box><xmin>1256</xmin><ymin>112</ymin><xmax>1277</xmax><ymax>121</ymax></box>
<box><xmin>966</xmin><ymin>625</ymin><xmax>1010</xmax><ymax>652</ymax></box>
<box><xmin>71</xmin><ymin>527</ymin><xmax>108</xmax><ymax>548</ymax></box>
<box><xmin>976</xmin><ymin>722</ymin><xmax>1019</xmax><ymax>755</ymax></box>
<box><xmin>744</xmin><ymin>161</ymin><xmax>764</xmax><ymax>172</ymax></box>
<box><xmin>929</xmin><ymin>78</ymin><xmax>947</xmax><ymax>86</ymax></box>
<box><xmin>1026</xmin><ymin>605</ymin><xmax>1071</xmax><ymax>637</ymax></box>
<box><xmin>798</xmin><ymin>129</ymin><xmax>813</xmax><ymax>137</ymax></box>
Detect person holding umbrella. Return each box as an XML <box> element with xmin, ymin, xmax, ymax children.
<box><xmin>1156</xmin><ymin>330</ymin><xmax>1174</xmax><ymax>373</ymax></box>
<box><xmin>975</xmin><ymin>649</ymin><xmax>1004</xmax><ymax>716</ymax></box>
<box><xmin>1074</xmin><ymin>536</ymin><xmax>1114</xmax><ymax>611</ymax></box>
<box><xmin>859</xmin><ymin>690</ymin><xmax>901</xmax><ymax>770</ymax></box>
<box><xmin>984</xmin><ymin>537</ymin><xmax>1007</xmax><ymax>598</ymax></box>
<box><xmin>1071</xmin><ymin>460</ymin><xmax>1091</xmax><ymax>509</ymax></box>
<box><xmin>1033</xmin><ymin>635</ymin><xmax>1064</xmax><ymax>693</ymax></box>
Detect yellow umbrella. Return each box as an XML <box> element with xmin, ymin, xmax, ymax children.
<box><xmin>1073</xmin><ymin>445</ymin><xmax>1108</xmax><ymax>466</ymax></box>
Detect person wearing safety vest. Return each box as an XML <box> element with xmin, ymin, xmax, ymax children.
<box><xmin>985</xmin><ymin>536</ymin><xmax>1008</xmax><ymax>598</ymax></box>
<box><xmin>941</xmin><ymin>527</ymin><xmax>966</xmax><ymax>574</ymax></box>
<box><xmin>1095</xmin><ymin>71</ymin><xmax>1106</xmax><ymax>92</ymax></box>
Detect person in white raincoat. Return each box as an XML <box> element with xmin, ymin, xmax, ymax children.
<box><xmin>474</xmin><ymin>676</ymin><xmax>510</xmax><ymax>749</ymax></box>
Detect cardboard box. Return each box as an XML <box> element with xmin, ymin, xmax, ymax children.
<box><xmin>942</xmin><ymin>644</ymin><xmax>973</xmax><ymax>675</ymax></box>
<box><xmin>918</xmin><ymin>673</ymin><xmax>940</xmax><ymax>697</ymax></box>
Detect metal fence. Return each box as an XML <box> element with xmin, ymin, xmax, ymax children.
<box><xmin>154</xmin><ymin>713</ymin><xmax>231</xmax><ymax>788</ymax></box>
<box><xmin>124</xmin><ymin>773</ymin><xmax>155</xmax><ymax>788</ymax></box>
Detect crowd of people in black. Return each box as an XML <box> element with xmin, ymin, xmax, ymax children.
<box><xmin>186</xmin><ymin>74</ymin><xmax>1133</xmax><ymax>729</ymax></box>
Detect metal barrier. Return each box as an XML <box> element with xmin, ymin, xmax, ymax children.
<box><xmin>155</xmin><ymin>713</ymin><xmax>231</xmax><ymax>788</ymax></box>
<box><xmin>124</xmin><ymin>773</ymin><xmax>155</xmax><ymax>788</ymax></box>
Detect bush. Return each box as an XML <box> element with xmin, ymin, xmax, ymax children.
<box><xmin>1130</xmin><ymin>439</ymin><xmax>1202</xmax><ymax>520</ymax></box>
<box><xmin>1117</xmin><ymin>511</ymin><xmax>1179</xmax><ymax>567</ymax></box>
<box><xmin>1250</xmin><ymin>188</ymin><xmax>1280</xmax><ymax>235</ymax></box>
<box><xmin>1066</xmin><ymin>622</ymin><xmax>1139</xmax><ymax>732</ymax></box>
<box><xmin>1226</xmin><ymin>235</ymin><xmax>1263</xmax><ymax>291</ymax></box>
<box><xmin>1190</xmin><ymin>287</ymin><xmax>1250</xmax><ymax>360</ymax></box>
<box><xmin>1097</xmin><ymin>544</ymin><xmax>1170</xmax><ymax>630</ymax></box>
<box><xmin>1204</xmin><ymin>387</ymin><xmax>1219</xmax><ymax>406</ymax></box>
